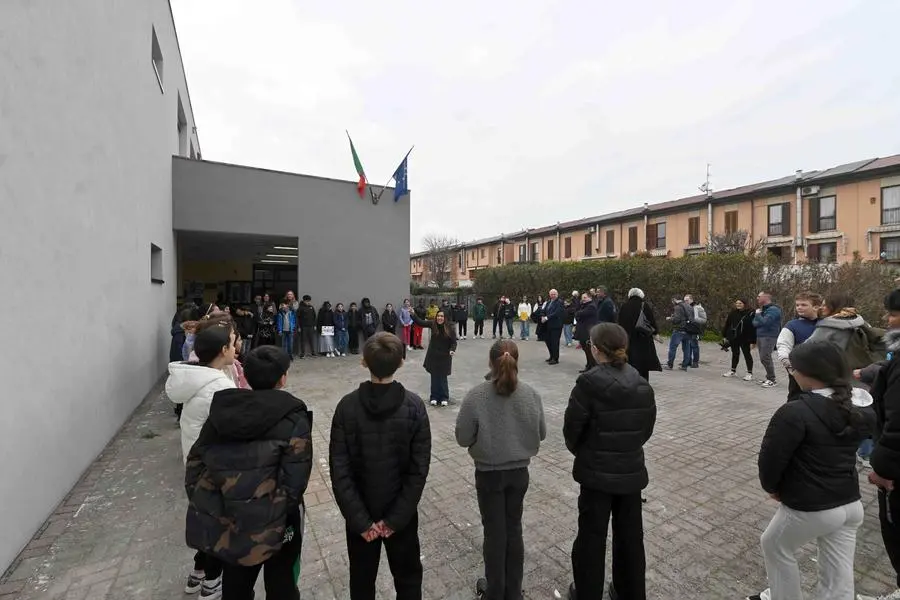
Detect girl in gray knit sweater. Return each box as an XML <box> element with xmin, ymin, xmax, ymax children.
<box><xmin>455</xmin><ymin>340</ymin><xmax>546</xmax><ymax>600</ymax></box>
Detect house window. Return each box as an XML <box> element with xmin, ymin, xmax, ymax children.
<box><xmin>546</xmin><ymin>239</ymin><xmax>554</xmax><ymax>260</ymax></box>
<box><xmin>150</xmin><ymin>243</ymin><xmax>164</xmax><ymax>283</ymax></box>
<box><xmin>177</xmin><ymin>93</ymin><xmax>188</xmax><ymax>157</ymax></box>
<box><xmin>882</xmin><ymin>237</ymin><xmax>900</xmax><ymax>261</ymax></box>
<box><xmin>564</xmin><ymin>236</ymin><xmax>572</xmax><ymax>258</ymax></box>
<box><xmin>767</xmin><ymin>203</ymin><xmax>791</xmax><ymax>237</ymax></box>
<box><xmin>480</xmin><ymin>248</ymin><xmax>486</xmax><ymax>259</ymax></box>
<box><xmin>531</xmin><ymin>242</ymin><xmax>539</xmax><ymax>261</ymax></box>
<box><xmin>605</xmin><ymin>230</ymin><xmax>615</xmax><ymax>254</ymax></box>
<box><xmin>807</xmin><ymin>242</ymin><xmax>837</xmax><ymax>263</ymax></box>
<box><xmin>628</xmin><ymin>227</ymin><xmax>638</xmax><ymax>252</ymax></box>
<box><xmin>725</xmin><ymin>211</ymin><xmax>739</xmax><ymax>234</ymax></box>
<box><xmin>768</xmin><ymin>246</ymin><xmax>789</xmax><ymax>261</ymax></box>
<box><xmin>688</xmin><ymin>217</ymin><xmax>700</xmax><ymax>245</ymax></box>
<box><xmin>518</xmin><ymin>244</ymin><xmax>526</xmax><ymax>262</ymax></box>
<box><xmin>809</xmin><ymin>196</ymin><xmax>836</xmax><ymax>233</ymax></box>
<box><xmin>496</xmin><ymin>249</ymin><xmax>502</xmax><ymax>264</ymax></box>
<box><xmin>883</xmin><ymin>186</ymin><xmax>900</xmax><ymax>225</ymax></box>
<box><xmin>151</xmin><ymin>27</ymin><xmax>164</xmax><ymax>92</ymax></box>
<box><xmin>646</xmin><ymin>223</ymin><xmax>666</xmax><ymax>250</ymax></box>
<box><xmin>584</xmin><ymin>233</ymin><xmax>592</xmax><ymax>257</ymax></box>
<box><xmin>458</xmin><ymin>252</ymin><xmax>463</xmax><ymax>270</ymax></box>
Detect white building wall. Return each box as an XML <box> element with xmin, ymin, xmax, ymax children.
<box><xmin>0</xmin><ymin>0</ymin><xmax>200</xmax><ymax>570</ymax></box>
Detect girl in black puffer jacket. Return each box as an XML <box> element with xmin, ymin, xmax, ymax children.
<box><xmin>563</xmin><ymin>323</ymin><xmax>656</xmax><ymax>600</ymax></box>
<box><xmin>747</xmin><ymin>341</ymin><xmax>876</xmax><ymax>600</ymax></box>
<box><xmin>721</xmin><ymin>298</ymin><xmax>757</xmax><ymax>380</ymax></box>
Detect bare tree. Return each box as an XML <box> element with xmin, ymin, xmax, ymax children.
<box><xmin>709</xmin><ymin>230</ymin><xmax>767</xmax><ymax>256</ymax></box>
<box><xmin>421</xmin><ymin>233</ymin><xmax>459</xmax><ymax>287</ymax></box>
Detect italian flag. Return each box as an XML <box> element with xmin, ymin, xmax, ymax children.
<box><xmin>347</xmin><ymin>133</ymin><xmax>367</xmax><ymax>198</ymax></box>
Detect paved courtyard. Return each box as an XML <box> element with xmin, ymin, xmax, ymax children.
<box><xmin>2</xmin><ymin>331</ymin><xmax>898</xmax><ymax>599</ymax></box>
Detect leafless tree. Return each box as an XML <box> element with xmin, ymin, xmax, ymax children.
<box><xmin>422</xmin><ymin>233</ymin><xmax>459</xmax><ymax>287</ymax></box>
<box><xmin>709</xmin><ymin>230</ymin><xmax>766</xmax><ymax>256</ymax></box>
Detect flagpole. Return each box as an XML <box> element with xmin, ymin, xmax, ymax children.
<box><xmin>375</xmin><ymin>145</ymin><xmax>415</xmax><ymax>201</ymax></box>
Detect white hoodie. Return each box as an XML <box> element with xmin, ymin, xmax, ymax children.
<box><xmin>517</xmin><ymin>302</ymin><xmax>532</xmax><ymax>321</ymax></box>
<box><xmin>166</xmin><ymin>362</ymin><xmax>235</xmax><ymax>462</ymax></box>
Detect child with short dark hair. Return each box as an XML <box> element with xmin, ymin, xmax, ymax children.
<box><xmin>185</xmin><ymin>346</ymin><xmax>312</xmax><ymax>600</ymax></box>
<box><xmin>329</xmin><ymin>332</ymin><xmax>431</xmax><ymax>599</ymax></box>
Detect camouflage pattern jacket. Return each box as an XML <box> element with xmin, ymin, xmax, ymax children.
<box><xmin>185</xmin><ymin>388</ymin><xmax>312</xmax><ymax>566</ymax></box>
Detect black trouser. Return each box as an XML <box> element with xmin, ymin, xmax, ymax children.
<box><xmin>193</xmin><ymin>551</ymin><xmax>223</xmax><ymax>579</ymax></box>
<box><xmin>300</xmin><ymin>326</ymin><xmax>317</xmax><ymax>356</ymax></box>
<box><xmin>223</xmin><ymin>526</ymin><xmax>301</xmax><ymax>600</ymax></box>
<box><xmin>346</xmin><ymin>514</ymin><xmax>422</xmax><ymax>600</ymax></box>
<box><xmin>474</xmin><ymin>320</ymin><xmax>485</xmax><ymax>336</ymax></box>
<box><xmin>475</xmin><ymin>468</ymin><xmax>529</xmax><ymax>600</ymax></box>
<box><xmin>636</xmin><ymin>368</ymin><xmax>650</xmax><ymax>382</ymax></box>
<box><xmin>730</xmin><ymin>341</ymin><xmax>753</xmax><ymax>373</ymax></box>
<box><xmin>458</xmin><ymin>320</ymin><xmax>467</xmax><ymax>337</ymax></box>
<box><xmin>787</xmin><ymin>373</ymin><xmax>802</xmax><ymax>401</ymax></box>
<box><xmin>581</xmin><ymin>342</ymin><xmax>596</xmax><ymax>370</ymax></box>
<box><xmin>348</xmin><ymin>327</ymin><xmax>360</xmax><ymax>353</ymax></box>
<box><xmin>293</xmin><ymin>329</ymin><xmax>302</xmax><ymax>356</ymax></box>
<box><xmin>545</xmin><ymin>327</ymin><xmax>562</xmax><ymax>361</ymax></box>
<box><xmin>571</xmin><ymin>488</ymin><xmax>645</xmax><ymax>600</ymax></box>
<box><xmin>879</xmin><ymin>489</ymin><xmax>900</xmax><ymax>588</ymax></box>
<box><xmin>493</xmin><ymin>318</ymin><xmax>504</xmax><ymax>337</ymax></box>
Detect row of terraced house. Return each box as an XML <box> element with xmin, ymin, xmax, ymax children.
<box><xmin>410</xmin><ymin>153</ymin><xmax>900</xmax><ymax>287</ymax></box>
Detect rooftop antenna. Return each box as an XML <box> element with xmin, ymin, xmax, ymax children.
<box><xmin>699</xmin><ymin>163</ymin><xmax>713</xmax><ymax>197</ymax></box>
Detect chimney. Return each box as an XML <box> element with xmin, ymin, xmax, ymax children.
<box><xmin>795</xmin><ymin>169</ymin><xmax>803</xmax><ymax>181</ymax></box>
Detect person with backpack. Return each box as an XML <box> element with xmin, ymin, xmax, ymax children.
<box><xmin>682</xmin><ymin>294</ymin><xmax>707</xmax><ymax>368</ymax></box>
<box><xmin>665</xmin><ymin>296</ymin><xmax>694</xmax><ymax>371</ymax></box>
<box><xmin>805</xmin><ymin>293</ymin><xmax>884</xmax><ymax>371</ymax></box>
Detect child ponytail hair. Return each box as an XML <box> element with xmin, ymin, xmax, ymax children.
<box><xmin>489</xmin><ymin>340</ymin><xmax>519</xmax><ymax>396</ymax></box>
<box><xmin>589</xmin><ymin>323</ymin><xmax>630</xmax><ymax>369</ymax></box>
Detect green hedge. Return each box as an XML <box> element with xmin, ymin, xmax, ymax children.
<box><xmin>472</xmin><ymin>255</ymin><xmax>899</xmax><ymax>335</ymax></box>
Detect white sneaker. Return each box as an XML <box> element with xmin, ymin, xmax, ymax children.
<box><xmin>746</xmin><ymin>589</ymin><xmax>771</xmax><ymax>600</ymax></box>
<box><xmin>723</xmin><ymin>370</ymin><xmax>735</xmax><ymax>377</ymax></box>
<box><xmin>858</xmin><ymin>590</ymin><xmax>900</xmax><ymax>600</ymax></box>
<box><xmin>440</xmin><ymin>400</ymin><xmax>449</xmax><ymax>407</ymax></box>
<box><xmin>430</xmin><ymin>399</ymin><xmax>438</xmax><ymax>406</ymax></box>
<box><xmin>407</xmin><ymin>346</ymin><xmax>413</xmax><ymax>351</ymax></box>
<box><xmin>743</xmin><ymin>374</ymin><xmax>754</xmax><ymax>381</ymax></box>
<box><xmin>761</xmin><ymin>380</ymin><xmax>777</xmax><ymax>388</ymax></box>
<box><xmin>200</xmin><ymin>575</ymin><xmax>222</xmax><ymax>600</ymax></box>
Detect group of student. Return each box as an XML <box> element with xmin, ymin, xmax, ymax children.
<box><xmin>163</xmin><ymin>296</ymin><xmax>664</xmax><ymax>599</ymax></box>
<box><xmin>723</xmin><ymin>287</ymin><xmax>900</xmax><ymax>600</ymax></box>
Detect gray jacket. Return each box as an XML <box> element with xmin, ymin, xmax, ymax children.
<box><xmin>806</xmin><ymin>314</ymin><xmax>866</xmax><ymax>350</ymax></box>
<box><xmin>455</xmin><ymin>381</ymin><xmax>546</xmax><ymax>471</ymax></box>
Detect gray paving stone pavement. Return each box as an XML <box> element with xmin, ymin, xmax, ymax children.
<box><xmin>3</xmin><ymin>330</ymin><xmax>898</xmax><ymax>599</ymax></box>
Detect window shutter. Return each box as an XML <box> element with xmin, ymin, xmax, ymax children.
<box><xmin>807</xmin><ymin>243</ymin><xmax>819</xmax><ymax>261</ymax></box>
<box><xmin>809</xmin><ymin>198</ymin><xmax>820</xmax><ymax>234</ymax></box>
<box><xmin>782</xmin><ymin>203</ymin><xmax>791</xmax><ymax>237</ymax></box>
<box><xmin>646</xmin><ymin>224</ymin><xmax>655</xmax><ymax>250</ymax></box>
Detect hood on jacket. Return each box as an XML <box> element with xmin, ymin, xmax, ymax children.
<box><xmin>166</xmin><ymin>362</ymin><xmax>232</xmax><ymax>405</ymax></box>
<box><xmin>357</xmin><ymin>381</ymin><xmax>406</xmax><ymax>419</ymax></box>
<box><xmin>361</xmin><ymin>298</ymin><xmax>372</xmax><ymax>308</ymax></box>
<box><xmin>806</xmin><ymin>387</ymin><xmax>873</xmax><ymax>437</ymax></box>
<box><xmin>816</xmin><ymin>311</ymin><xmax>866</xmax><ymax>330</ymax></box>
<box><xmin>884</xmin><ymin>329</ymin><xmax>900</xmax><ymax>352</ymax></box>
<box><xmin>206</xmin><ymin>388</ymin><xmax>303</xmax><ymax>439</ymax></box>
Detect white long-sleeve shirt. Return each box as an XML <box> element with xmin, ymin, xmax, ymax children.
<box><xmin>518</xmin><ymin>302</ymin><xmax>533</xmax><ymax>321</ymax></box>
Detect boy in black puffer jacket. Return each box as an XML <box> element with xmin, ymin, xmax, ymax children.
<box><xmin>330</xmin><ymin>332</ymin><xmax>432</xmax><ymax>599</ymax></box>
<box><xmin>185</xmin><ymin>346</ymin><xmax>312</xmax><ymax>600</ymax></box>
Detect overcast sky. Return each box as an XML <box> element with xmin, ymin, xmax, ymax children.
<box><xmin>171</xmin><ymin>0</ymin><xmax>900</xmax><ymax>252</ymax></box>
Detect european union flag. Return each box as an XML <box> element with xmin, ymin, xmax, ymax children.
<box><xmin>393</xmin><ymin>157</ymin><xmax>408</xmax><ymax>202</ymax></box>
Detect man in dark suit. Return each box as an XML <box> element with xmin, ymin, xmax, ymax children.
<box><xmin>542</xmin><ymin>289</ymin><xmax>564</xmax><ymax>364</ymax></box>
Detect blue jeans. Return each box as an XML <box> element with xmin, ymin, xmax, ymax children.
<box><xmin>335</xmin><ymin>330</ymin><xmax>349</xmax><ymax>355</ymax></box>
<box><xmin>667</xmin><ymin>331</ymin><xmax>690</xmax><ymax>368</ymax></box>
<box><xmin>687</xmin><ymin>334</ymin><xmax>700</xmax><ymax>366</ymax></box>
<box><xmin>563</xmin><ymin>324</ymin><xmax>574</xmax><ymax>345</ymax></box>
<box><xmin>520</xmin><ymin>321</ymin><xmax>530</xmax><ymax>339</ymax></box>
<box><xmin>281</xmin><ymin>331</ymin><xmax>294</xmax><ymax>356</ymax></box>
<box><xmin>430</xmin><ymin>373</ymin><xmax>449</xmax><ymax>402</ymax></box>
<box><xmin>505</xmin><ymin>319</ymin><xmax>514</xmax><ymax>337</ymax></box>
<box><xmin>859</xmin><ymin>437</ymin><xmax>874</xmax><ymax>459</ymax></box>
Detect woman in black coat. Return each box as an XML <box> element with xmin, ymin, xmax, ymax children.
<box><xmin>617</xmin><ymin>289</ymin><xmax>662</xmax><ymax>381</ymax></box>
<box><xmin>722</xmin><ymin>298</ymin><xmax>757</xmax><ymax>380</ymax></box>
<box><xmin>574</xmin><ymin>292</ymin><xmax>599</xmax><ymax>372</ymax></box>
<box><xmin>411</xmin><ymin>310</ymin><xmax>457</xmax><ymax>407</ymax></box>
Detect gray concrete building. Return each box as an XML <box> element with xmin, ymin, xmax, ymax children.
<box><xmin>0</xmin><ymin>0</ymin><xmax>409</xmax><ymax>572</ymax></box>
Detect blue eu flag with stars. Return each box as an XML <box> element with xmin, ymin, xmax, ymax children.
<box><xmin>393</xmin><ymin>157</ymin><xmax>408</xmax><ymax>202</ymax></box>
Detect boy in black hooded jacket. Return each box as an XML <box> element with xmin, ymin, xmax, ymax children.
<box><xmin>330</xmin><ymin>332</ymin><xmax>431</xmax><ymax>599</ymax></box>
<box><xmin>185</xmin><ymin>346</ymin><xmax>312</xmax><ymax>600</ymax></box>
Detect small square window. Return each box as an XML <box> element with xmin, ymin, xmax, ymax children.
<box><xmin>150</xmin><ymin>243</ymin><xmax>164</xmax><ymax>283</ymax></box>
<box><xmin>151</xmin><ymin>27</ymin><xmax>164</xmax><ymax>93</ymax></box>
